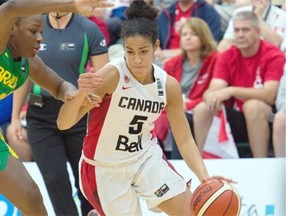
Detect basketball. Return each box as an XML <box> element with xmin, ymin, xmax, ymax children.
<box><xmin>191</xmin><ymin>179</ymin><xmax>241</xmax><ymax>216</ymax></box>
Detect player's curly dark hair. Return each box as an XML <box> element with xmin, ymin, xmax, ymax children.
<box><xmin>121</xmin><ymin>0</ymin><xmax>159</xmax><ymax>44</ymax></box>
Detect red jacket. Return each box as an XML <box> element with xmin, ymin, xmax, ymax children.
<box><xmin>154</xmin><ymin>51</ymin><xmax>219</xmax><ymax>142</ymax></box>
<box><xmin>164</xmin><ymin>51</ymin><xmax>219</xmax><ymax>110</ymax></box>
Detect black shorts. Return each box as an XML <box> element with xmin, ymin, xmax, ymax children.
<box><xmin>172</xmin><ymin>107</ymin><xmax>274</xmax><ymax>159</ymax></box>
<box><xmin>225</xmin><ymin>106</ymin><xmax>273</xmax><ymax>143</ymax></box>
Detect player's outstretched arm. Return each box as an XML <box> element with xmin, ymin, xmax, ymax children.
<box><xmin>57</xmin><ymin>90</ymin><xmax>94</xmax><ymax>130</ymax></box>
<box><xmin>0</xmin><ymin>0</ymin><xmax>113</xmax><ymax>53</ymax></box>
<box><xmin>57</xmin><ymin>68</ymin><xmax>105</xmax><ymax>130</ymax></box>
<box><xmin>57</xmin><ymin>64</ymin><xmax>119</xmax><ymax>130</ymax></box>
<box><xmin>1</xmin><ymin>0</ymin><xmax>113</xmax><ymax>17</ymax></box>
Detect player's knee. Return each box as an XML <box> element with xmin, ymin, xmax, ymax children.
<box><xmin>24</xmin><ymin>182</ymin><xmax>44</xmax><ymax>205</ymax></box>
<box><xmin>21</xmin><ymin>187</ymin><xmax>46</xmax><ymax>215</ymax></box>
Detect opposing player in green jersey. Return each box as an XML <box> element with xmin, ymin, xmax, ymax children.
<box><xmin>0</xmin><ymin>0</ymin><xmax>110</xmax><ymax>215</ymax></box>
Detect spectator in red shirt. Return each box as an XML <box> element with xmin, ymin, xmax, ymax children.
<box><xmin>193</xmin><ymin>11</ymin><xmax>285</xmax><ymax>158</ymax></box>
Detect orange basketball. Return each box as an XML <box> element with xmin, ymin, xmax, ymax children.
<box><xmin>191</xmin><ymin>179</ymin><xmax>241</xmax><ymax>216</ymax></box>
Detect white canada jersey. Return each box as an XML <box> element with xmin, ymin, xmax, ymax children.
<box><xmin>83</xmin><ymin>57</ymin><xmax>167</xmax><ymax>165</ymax></box>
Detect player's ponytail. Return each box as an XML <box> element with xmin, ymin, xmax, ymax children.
<box><xmin>121</xmin><ymin>0</ymin><xmax>159</xmax><ymax>44</ymax></box>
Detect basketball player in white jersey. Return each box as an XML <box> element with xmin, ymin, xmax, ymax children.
<box><xmin>57</xmin><ymin>1</ymin><xmax>233</xmax><ymax>215</ymax></box>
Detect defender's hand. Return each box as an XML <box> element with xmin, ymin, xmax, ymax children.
<box><xmin>84</xmin><ymin>92</ymin><xmax>102</xmax><ymax>107</ymax></box>
<box><xmin>74</xmin><ymin>0</ymin><xmax>114</xmax><ymax>17</ymax></box>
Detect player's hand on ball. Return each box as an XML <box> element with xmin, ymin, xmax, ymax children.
<box><xmin>191</xmin><ymin>178</ymin><xmax>241</xmax><ymax>216</ymax></box>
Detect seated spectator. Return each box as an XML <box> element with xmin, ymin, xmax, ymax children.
<box><xmin>218</xmin><ymin>0</ymin><xmax>286</xmax><ymax>52</ymax></box>
<box><xmin>193</xmin><ymin>11</ymin><xmax>285</xmax><ymax>158</ymax></box>
<box><xmin>155</xmin><ymin>0</ymin><xmax>221</xmax><ymax>66</ymax></box>
<box><xmin>154</xmin><ymin>17</ymin><xmax>219</xmax><ymax>158</ymax></box>
<box><xmin>273</xmin><ymin>65</ymin><xmax>286</xmax><ymax>157</ymax></box>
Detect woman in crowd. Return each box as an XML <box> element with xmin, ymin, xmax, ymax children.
<box><xmin>154</xmin><ymin>17</ymin><xmax>219</xmax><ymax>159</ymax></box>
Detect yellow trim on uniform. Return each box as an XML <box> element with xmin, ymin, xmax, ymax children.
<box><xmin>0</xmin><ymin>133</ymin><xmax>19</xmax><ymax>171</ymax></box>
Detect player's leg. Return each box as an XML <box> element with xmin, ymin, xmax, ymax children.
<box><xmin>157</xmin><ymin>187</ymin><xmax>192</xmax><ymax>215</ymax></box>
<box><xmin>0</xmin><ymin>140</ymin><xmax>47</xmax><ymax>215</ymax></box>
<box><xmin>137</xmin><ymin>145</ymin><xmax>191</xmax><ymax>215</ymax></box>
<box><xmin>242</xmin><ymin>99</ymin><xmax>272</xmax><ymax>157</ymax></box>
<box><xmin>98</xmin><ymin>168</ymin><xmax>142</xmax><ymax>216</ymax></box>
<box><xmin>79</xmin><ymin>157</ymin><xmax>106</xmax><ymax>216</ymax></box>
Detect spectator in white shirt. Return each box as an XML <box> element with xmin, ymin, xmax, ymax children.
<box><xmin>218</xmin><ymin>0</ymin><xmax>286</xmax><ymax>52</ymax></box>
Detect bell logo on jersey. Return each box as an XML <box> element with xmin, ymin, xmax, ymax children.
<box><xmin>115</xmin><ymin>134</ymin><xmax>143</xmax><ymax>152</ymax></box>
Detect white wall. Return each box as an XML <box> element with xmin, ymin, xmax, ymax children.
<box><xmin>0</xmin><ymin>158</ymin><xmax>285</xmax><ymax>216</ymax></box>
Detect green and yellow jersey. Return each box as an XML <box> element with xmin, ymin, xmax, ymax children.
<box><xmin>0</xmin><ymin>48</ymin><xmax>29</xmax><ymax>101</ymax></box>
